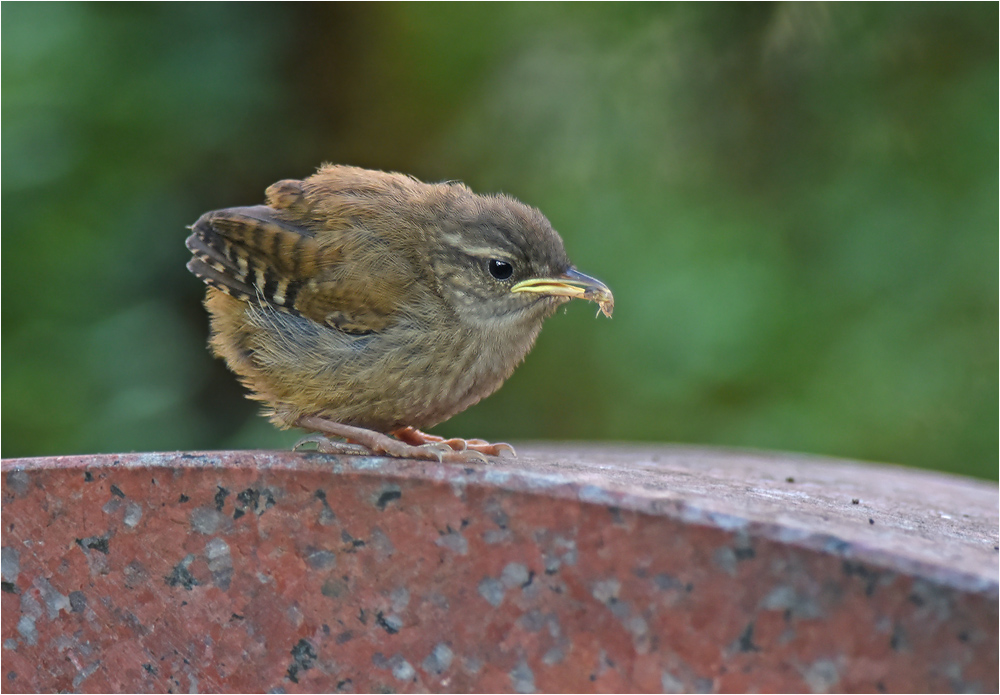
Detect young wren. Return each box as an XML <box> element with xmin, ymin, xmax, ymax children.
<box><xmin>186</xmin><ymin>164</ymin><xmax>613</xmax><ymax>462</ymax></box>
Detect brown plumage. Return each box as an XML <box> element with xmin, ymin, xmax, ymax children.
<box><xmin>186</xmin><ymin>164</ymin><xmax>613</xmax><ymax>461</ymax></box>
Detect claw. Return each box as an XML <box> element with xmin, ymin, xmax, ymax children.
<box><xmin>441</xmin><ymin>438</ymin><xmax>468</xmax><ymax>451</ymax></box>
<box><xmin>419</xmin><ymin>441</ymin><xmax>454</xmax><ymax>462</ymax></box>
<box><xmin>464</xmin><ymin>449</ymin><xmax>489</xmax><ymax>464</ymax></box>
<box><xmin>492</xmin><ymin>442</ymin><xmax>517</xmax><ymax>458</ymax></box>
<box><xmin>293</xmin><ymin>434</ymin><xmax>328</xmax><ymax>451</ymax></box>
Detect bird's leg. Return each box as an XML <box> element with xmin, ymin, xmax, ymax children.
<box><xmin>393</xmin><ymin>426</ymin><xmax>517</xmax><ymax>458</ymax></box>
<box><xmin>295</xmin><ymin>415</ymin><xmax>490</xmax><ymax>463</ymax></box>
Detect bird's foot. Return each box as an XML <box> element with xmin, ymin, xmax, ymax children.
<box><xmin>294</xmin><ymin>416</ymin><xmax>499</xmax><ymax>463</ymax></box>
<box><xmin>393</xmin><ymin>427</ymin><xmax>517</xmax><ymax>458</ymax></box>
<box><xmin>293</xmin><ymin>434</ymin><xmax>370</xmax><ymax>455</ymax></box>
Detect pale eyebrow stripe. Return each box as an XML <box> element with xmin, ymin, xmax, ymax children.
<box><xmin>439</xmin><ymin>232</ymin><xmax>516</xmax><ymax>260</ymax></box>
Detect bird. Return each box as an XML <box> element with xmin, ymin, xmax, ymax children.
<box><xmin>185</xmin><ymin>164</ymin><xmax>613</xmax><ymax>462</ymax></box>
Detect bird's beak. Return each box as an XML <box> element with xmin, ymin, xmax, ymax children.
<box><xmin>511</xmin><ymin>268</ymin><xmax>614</xmax><ymax>318</ymax></box>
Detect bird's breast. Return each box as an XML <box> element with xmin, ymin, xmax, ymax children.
<box><xmin>375</xmin><ymin>314</ymin><xmax>546</xmax><ymax>429</ymax></box>
<box><xmin>237</xmin><ymin>297</ymin><xmax>549</xmax><ymax>432</ymax></box>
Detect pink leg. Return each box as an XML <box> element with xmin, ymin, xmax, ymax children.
<box><xmin>296</xmin><ymin>416</ymin><xmax>498</xmax><ymax>463</ymax></box>
<box><xmin>393</xmin><ymin>427</ymin><xmax>516</xmax><ymax>458</ymax></box>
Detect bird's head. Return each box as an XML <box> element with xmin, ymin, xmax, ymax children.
<box><xmin>426</xmin><ymin>187</ymin><xmax>613</xmax><ymax>329</ymax></box>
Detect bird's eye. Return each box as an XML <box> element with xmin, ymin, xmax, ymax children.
<box><xmin>488</xmin><ymin>259</ymin><xmax>514</xmax><ymax>281</ymax></box>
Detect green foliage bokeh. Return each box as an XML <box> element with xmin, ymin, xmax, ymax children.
<box><xmin>3</xmin><ymin>3</ymin><xmax>996</xmax><ymax>478</ymax></box>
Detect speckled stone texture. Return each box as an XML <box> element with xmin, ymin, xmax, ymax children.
<box><xmin>2</xmin><ymin>446</ymin><xmax>997</xmax><ymax>693</ymax></box>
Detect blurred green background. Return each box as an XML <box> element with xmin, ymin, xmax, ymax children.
<box><xmin>3</xmin><ymin>3</ymin><xmax>996</xmax><ymax>479</ymax></box>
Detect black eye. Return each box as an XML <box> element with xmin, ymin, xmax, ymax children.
<box><xmin>488</xmin><ymin>259</ymin><xmax>513</xmax><ymax>280</ymax></box>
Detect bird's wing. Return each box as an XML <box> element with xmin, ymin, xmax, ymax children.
<box><xmin>186</xmin><ymin>205</ymin><xmax>403</xmax><ymax>335</ymax></box>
